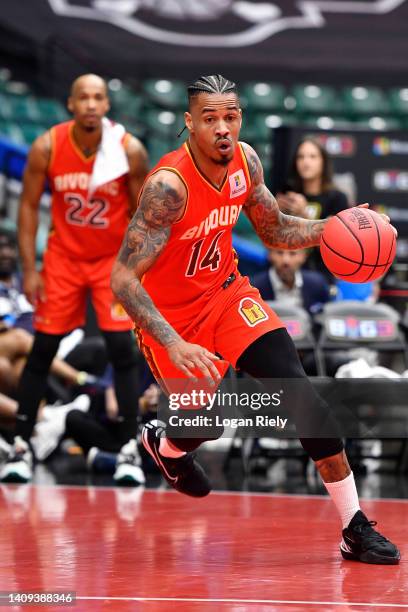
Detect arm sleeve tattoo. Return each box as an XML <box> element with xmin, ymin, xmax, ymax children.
<box><xmin>242</xmin><ymin>143</ymin><xmax>327</xmax><ymax>249</ymax></box>
<box><xmin>111</xmin><ymin>174</ymin><xmax>186</xmax><ymax>347</ymax></box>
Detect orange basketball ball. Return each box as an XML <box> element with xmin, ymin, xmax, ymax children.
<box><xmin>320</xmin><ymin>207</ymin><xmax>396</xmax><ymax>283</ymax></box>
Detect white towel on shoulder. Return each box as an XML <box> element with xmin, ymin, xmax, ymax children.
<box><xmin>88</xmin><ymin>117</ymin><xmax>130</xmax><ymax>195</ymax></box>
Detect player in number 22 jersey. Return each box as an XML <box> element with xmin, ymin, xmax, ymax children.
<box><xmin>47</xmin><ymin>119</ymin><xmax>131</xmax><ymax>261</ymax></box>
<box><xmin>1</xmin><ymin>74</ymin><xmax>149</xmax><ymax>487</ymax></box>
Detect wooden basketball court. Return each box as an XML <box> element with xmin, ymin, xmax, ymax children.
<box><xmin>0</xmin><ymin>485</ymin><xmax>406</xmax><ymax>610</ymax></box>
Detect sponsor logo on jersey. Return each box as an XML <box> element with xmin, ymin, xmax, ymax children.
<box><xmin>229</xmin><ymin>169</ymin><xmax>247</xmax><ymax>199</ymax></box>
<box><xmin>180</xmin><ymin>204</ymin><xmax>243</xmax><ymax>240</ymax></box>
<box><xmin>239</xmin><ymin>297</ymin><xmax>268</xmax><ymax>327</ymax></box>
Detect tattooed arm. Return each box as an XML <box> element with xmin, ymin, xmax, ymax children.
<box><xmin>111</xmin><ymin>170</ymin><xmax>221</xmax><ymax>381</ymax></box>
<box><xmin>241</xmin><ymin>142</ymin><xmax>326</xmax><ymax>249</ymax></box>
<box><xmin>111</xmin><ymin>170</ymin><xmax>185</xmax><ymax>346</ymax></box>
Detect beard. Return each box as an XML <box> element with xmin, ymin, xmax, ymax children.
<box><xmin>279</xmin><ymin>270</ymin><xmax>295</xmax><ymax>286</ymax></box>
<box><xmin>211</xmin><ymin>154</ymin><xmax>232</xmax><ymax>167</ymax></box>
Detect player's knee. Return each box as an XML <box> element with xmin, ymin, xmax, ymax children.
<box><xmin>65</xmin><ymin>408</ymin><xmax>86</xmax><ymax>432</ymax></box>
<box><xmin>26</xmin><ymin>332</ymin><xmax>63</xmax><ymax>373</ymax></box>
<box><xmin>103</xmin><ymin>331</ymin><xmax>139</xmax><ymax>370</ymax></box>
<box><xmin>11</xmin><ymin>328</ymin><xmax>33</xmax><ymax>354</ymax></box>
<box><xmin>299</xmin><ymin>437</ymin><xmax>344</xmax><ymax>462</ymax></box>
<box><xmin>0</xmin><ymin>356</ymin><xmax>11</xmax><ymax>377</ymax></box>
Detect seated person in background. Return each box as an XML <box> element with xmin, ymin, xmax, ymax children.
<box><xmin>0</xmin><ymin>227</ymin><xmax>101</xmax><ymax>397</ymax></box>
<box><xmin>252</xmin><ymin>247</ymin><xmax>330</xmax><ymax>316</ymax></box>
<box><xmin>65</xmin><ymin>367</ymin><xmax>158</xmax><ymax>480</ymax></box>
<box><xmin>276</xmin><ymin>137</ymin><xmax>349</xmax><ymax>279</ymax></box>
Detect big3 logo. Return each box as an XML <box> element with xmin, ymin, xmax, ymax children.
<box><xmin>48</xmin><ymin>0</ymin><xmax>406</xmax><ymax>47</ymax></box>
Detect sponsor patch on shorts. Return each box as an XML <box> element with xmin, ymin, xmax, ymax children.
<box><xmin>238</xmin><ymin>297</ymin><xmax>268</xmax><ymax>327</ymax></box>
<box><xmin>111</xmin><ymin>301</ymin><xmax>130</xmax><ymax>321</ymax></box>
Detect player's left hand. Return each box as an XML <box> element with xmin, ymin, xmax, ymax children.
<box><xmin>356</xmin><ymin>203</ymin><xmax>398</xmax><ymax>237</ymax></box>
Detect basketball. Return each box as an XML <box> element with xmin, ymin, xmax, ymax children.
<box><xmin>320</xmin><ymin>206</ymin><xmax>396</xmax><ymax>283</ymax></box>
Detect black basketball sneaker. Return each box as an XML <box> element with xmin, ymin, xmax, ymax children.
<box><xmin>142</xmin><ymin>420</ymin><xmax>211</xmax><ymax>498</ymax></box>
<box><xmin>340</xmin><ymin>510</ymin><xmax>400</xmax><ymax>564</ymax></box>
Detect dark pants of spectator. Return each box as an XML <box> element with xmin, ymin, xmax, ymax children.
<box><xmin>15</xmin><ymin>330</ymin><xmax>140</xmax><ymax>446</ymax></box>
<box><xmin>65</xmin><ymin>409</ymin><xmax>124</xmax><ymax>455</ymax></box>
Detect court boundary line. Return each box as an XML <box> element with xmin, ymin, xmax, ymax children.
<box><xmin>14</xmin><ymin>482</ymin><xmax>408</xmax><ymax>504</ymax></box>
<box><xmin>75</xmin><ymin>596</ymin><xmax>408</xmax><ymax>607</ymax></box>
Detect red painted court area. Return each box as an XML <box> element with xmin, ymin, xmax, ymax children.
<box><xmin>0</xmin><ymin>485</ymin><xmax>406</xmax><ymax>611</ymax></box>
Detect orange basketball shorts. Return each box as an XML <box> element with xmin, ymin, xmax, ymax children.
<box><xmin>34</xmin><ymin>249</ymin><xmax>133</xmax><ymax>334</ymax></box>
<box><xmin>138</xmin><ymin>274</ymin><xmax>284</xmax><ymax>395</ymax></box>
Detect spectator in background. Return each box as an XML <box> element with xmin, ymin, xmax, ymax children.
<box><xmin>0</xmin><ymin>228</ymin><xmax>97</xmax><ymax>396</ymax></box>
<box><xmin>276</xmin><ymin>137</ymin><xmax>349</xmax><ymax>278</ymax></box>
<box><xmin>252</xmin><ymin>247</ymin><xmax>330</xmax><ymax>316</ymax></box>
<box><xmin>66</xmin><ymin>379</ymin><xmax>160</xmax><ymax>476</ymax></box>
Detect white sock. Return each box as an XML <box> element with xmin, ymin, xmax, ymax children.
<box><xmin>159</xmin><ymin>438</ymin><xmax>186</xmax><ymax>458</ymax></box>
<box><xmin>323</xmin><ymin>471</ymin><xmax>361</xmax><ymax>529</ymax></box>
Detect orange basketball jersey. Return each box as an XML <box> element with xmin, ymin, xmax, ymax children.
<box><xmin>141</xmin><ymin>141</ymin><xmax>252</xmax><ymax>343</ymax></box>
<box><xmin>47</xmin><ymin>120</ymin><xmax>130</xmax><ymax>260</ymax></box>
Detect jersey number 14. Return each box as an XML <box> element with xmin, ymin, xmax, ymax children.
<box><xmin>185</xmin><ymin>230</ymin><xmax>224</xmax><ymax>277</ymax></box>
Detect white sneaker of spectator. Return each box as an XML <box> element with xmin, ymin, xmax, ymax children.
<box><xmin>113</xmin><ymin>438</ymin><xmax>145</xmax><ymax>486</ymax></box>
<box><xmin>0</xmin><ymin>433</ymin><xmax>11</xmax><ymax>462</ymax></box>
<box><xmin>0</xmin><ymin>436</ymin><xmax>33</xmax><ymax>483</ymax></box>
<box><xmin>31</xmin><ymin>394</ymin><xmax>91</xmax><ymax>462</ymax></box>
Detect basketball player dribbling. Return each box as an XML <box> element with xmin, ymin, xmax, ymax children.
<box><xmin>111</xmin><ymin>75</ymin><xmax>399</xmax><ymax>564</ymax></box>
<box><xmin>1</xmin><ymin>74</ymin><xmax>149</xmax><ymax>486</ymax></box>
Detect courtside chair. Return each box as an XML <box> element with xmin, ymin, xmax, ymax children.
<box><xmin>142</xmin><ymin>79</ymin><xmax>185</xmax><ymax>110</ymax></box>
<box><xmin>246</xmin><ymin>113</ymin><xmax>297</xmax><ymax>144</ymax></box>
<box><xmin>144</xmin><ymin>108</ymin><xmax>185</xmax><ymax>139</ymax></box>
<box><xmin>292</xmin><ymin>84</ymin><xmax>341</xmax><ymax>115</ymax></box>
<box><xmin>36</xmin><ymin>99</ymin><xmax>69</xmax><ymax>125</ymax></box>
<box><xmin>0</xmin><ymin>67</ymin><xmax>11</xmax><ymax>93</ymax></box>
<box><xmin>342</xmin><ymin>86</ymin><xmax>390</xmax><ymax>117</ymax></box>
<box><xmin>0</xmin><ymin>94</ymin><xmax>12</xmax><ymax>121</ymax></box>
<box><xmin>355</xmin><ymin>116</ymin><xmax>403</xmax><ymax>130</ymax></box>
<box><xmin>301</xmin><ymin>116</ymin><xmax>353</xmax><ymax>130</ymax></box>
<box><xmin>20</xmin><ymin>124</ymin><xmax>48</xmax><ymax>145</ymax></box>
<box><xmin>315</xmin><ymin>301</ymin><xmax>408</xmax><ymax>472</ymax></box>
<box><xmin>0</xmin><ymin>121</ymin><xmax>25</xmax><ymax>145</ymax></box>
<box><xmin>6</xmin><ymin>94</ymin><xmax>40</xmax><ymax>123</ymax></box>
<box><xmin>241</xmin><ymin>82</ymin><xmax>287</xmax><ymax>112</ymax></box>
<box><xmin>388</xmin><ymin>87</ymin><xmax>408</xmax><ymax>118</ymax></box>
<box><xmin>316</xmin><ymin>301</ymin><xmax>407</xmax><ymax>373</ymax></box>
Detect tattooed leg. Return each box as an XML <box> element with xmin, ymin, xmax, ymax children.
<box><xmin>315</xmin><ymin>450</ymin><xmax>351</xmax><ymax>482</ymax></box>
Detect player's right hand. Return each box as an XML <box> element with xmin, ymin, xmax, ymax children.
<box><xmin>167</xmin><ymin>339</ymin><xmax>221</xmax><ymax>384</ymax></box>
<box><xmin>23</xmin><ymin>269</ymin><xmax>46</xmax><ymax>305</ymax></box>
